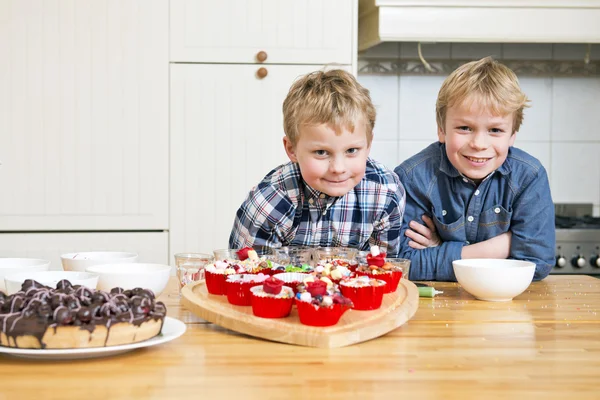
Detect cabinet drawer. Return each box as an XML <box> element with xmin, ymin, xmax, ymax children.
<box><xmin>170</xmin><ymin>0</ymin><xmax>356</xmax><ymax>64</ymax></box>
<box><xmin>0</xmin><ymin>232</ymin><xmax>169</xmax><ymax>271</ymax></box>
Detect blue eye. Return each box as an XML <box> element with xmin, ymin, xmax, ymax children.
<box><xmin>458</xmin><ymin>126</ymin><xmax>471</xmax><ymax>132</ymax></box>
<box><xmin>346</xmin><ymin>148</ymin><xmax>359</xmax><ymax>155</ymax></box>
<box><xmin>314</xmin><ymin>150</ymin><xmax>327</xmax><ymax>156</ymax></box>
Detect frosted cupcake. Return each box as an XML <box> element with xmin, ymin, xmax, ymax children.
<box><xmin>339</xmin><ymin>276</ymin><xmax>387</xmax><ymax>310</ymax></box>
<box><xmin>249</xmin><ymin>277</ymin><xmax>294</xmax><ymax>318</ymax></box>
<box><xmin>234</xmin><ymin>247</ymin><xmax>278</xmax><ymax>274</ymax></box>
<box><xmin>355</xmin><ymin>246</ymin><xmax>403</xmax><ymax>294</ymax></box>
<box><xmin>312</xmin><ymin>260</ymin><xmax>353</xmax><ymax>283</ymax></box>
<box><xmin>205</xmin><ymin>260</ymin><xmax>237</xmax><ymax>295</ymax></box>
<box><xmin>225</xmin><ymin>273</ymin><xmax>268</xmax><ymax>306</ymax></box>
<box><xmin>295</xmin><ymin>278</ymin><xmax>353</xmax><ymax>327</ymax></box>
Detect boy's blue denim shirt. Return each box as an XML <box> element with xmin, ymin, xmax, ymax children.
<box><xmin>394</xmin><ymin>142</ymin><xmax>555</xmax><ymax>282</ymax></box>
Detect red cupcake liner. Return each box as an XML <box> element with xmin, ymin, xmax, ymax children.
<box><xmin>225</xmin><ymin>280</ymin><xmax>262</xmax><ymax>306</ymax></box>
<box><xmin>296</xmin><ymin>301</ymin><xmax>349</xmax><ymax>327</ymax></box>
<box><xmin>340</xmin><ymin>281</ymin><xmax>386</xmax><ymax>310</ymax></box>
<box><xmin>250</xmin><ymin>287</ymin><xmax>294</xmax><ymax>318</ymax></box>
<box><xmin>205</xmin><ymin>270</ymin><xmax>228</xmax><ymax>295</ymax></box>
<box><xmin>355</xmin><ymin>270</ymin><xmax>402</xmax><ymax>293</ymax></box>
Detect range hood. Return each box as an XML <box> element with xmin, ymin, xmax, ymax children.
<box><xmin>359</xmin><ymin>0</ymin><xmax>600</xmax><ymax>51</ymax></box>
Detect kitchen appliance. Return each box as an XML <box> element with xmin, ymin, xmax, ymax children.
<box><xmin>554</xmin><ymin>204</ymin><xmax>600</xmax><ymax>276</ymax></box>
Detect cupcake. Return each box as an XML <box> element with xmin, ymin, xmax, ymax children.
<box><xmin>272</xmin><ymin>272</ymin><xmax>310</xmax><ymax>294</ymax></box>
<box><xmin>355</xmin><ymin>246</ymin><xmax>403</xmax><ymax>294</ymax></box>
<box><xmin>339</xmin><ymin>276</ymin><xmax>387</xmax><ymax>310</ymax></box>
<box><xmin>205</xmin><ymin>260</ymin><xmax>237</xmax><ymax>295</ymax></box>
<box><xmin>313</xmin><ymin>247</ymin><xmax>359</xmax><ymax>271</ymax></box>
<box><xmin>234</xmin><ymin>247</ymin><xmax>278</xmax><ymax>274</ymax></box>
<box><xmin>312</xmin><ymin>260</ymin><xmax>353</xmax><ymax>283</ymax></box>
<box><xmin>225</xmin><ymin>273</ymin><xmax>268</xmax><ymax>306</ymax></box>
<box><xmin>250</xmin><ymin>277</ymin><xmax>294</xmax><ymax>318</ymax></box>
<box><xmin>295</xmin><ymin>278</ymin><xmax>353</xmax><ymax>327</ymax></box>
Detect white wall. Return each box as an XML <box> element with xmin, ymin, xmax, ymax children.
<box><xmin>358</xmin><ymin>43</ymin><xmax>600</xmax><ymax>215</ymax></box>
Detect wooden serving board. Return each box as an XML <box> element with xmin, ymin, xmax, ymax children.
<box><xmin>181</xmin><ymin>279</ymin><xmax>419</xmax><ymax>348</ymax></box>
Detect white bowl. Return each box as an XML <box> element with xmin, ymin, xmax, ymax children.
<box><xmin>0</xmin><ymin>258</ymin><xmax>51</xmax><ymax>292</ymax></box>
<box><xmin>61</xmin><ymin>252</ymin><xmax>138</xmax><ymax>272</ymax></box>
<box><xmin>452</xmin><ymin>259</ymin><xmax>536</xmax><ymax>302</ymax></box>
<box><xmin>85</xmin><ymin>263</ymin><xmax>171</xmax><ymax>297</ymax></box>
<box><xmin>4</xmin><ymin>271</ymin><xmax>99</xmax><ymax>295</ymax></box>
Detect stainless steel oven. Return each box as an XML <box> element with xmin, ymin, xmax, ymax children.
<box><xmin>553</xmin><ymin>204</ymin><xmax>600</xmax><ymax>276</ymax></box>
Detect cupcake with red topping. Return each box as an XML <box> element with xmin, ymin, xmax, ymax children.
<box><xmin>339</xmin><ymin>276</ymin><xmax>387</xmax><ymax>310</ymax></box>
<box><xmin>294</xmin><ymin>277</ymin><xmax>353</xmax><ymax>327</ymax></box>
<box><xmin>355</xmin><ymin>246</ymin><xmax>403</xmax><ymax>293</ymax></box>
<box><xmin>234</xmin><ymin>247</ymin><xmax>278</xmax><ymax>275</ymax></box>
<box><xmin>225</xmin><ymin>273</ymin><xmax>268</xmax><ymax>306</ymax></box>
<box><xmin>249</xmin><ymin>276</ymin><xmax>294</xmax><ymax>318</ymax></box>
<box><xmin>272</xmin><ymin>272</ymin><xmax>311</xmax><ymax>294</ymax></box>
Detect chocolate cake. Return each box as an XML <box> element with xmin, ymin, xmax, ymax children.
<box><xmin>0</xmin><ymin>279</ymin><xmax>166</xmax><ymax>349</ymax></box>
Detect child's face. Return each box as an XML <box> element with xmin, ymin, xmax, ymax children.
<box><xmin>284</xmin><ymin>122</ymin><xmax>371</xmax><ymax>197</ymax></box>
<box><xmin>438</xmin><ymin>99</ymin><xmax>516</xmax><ymax>183</ymax></box>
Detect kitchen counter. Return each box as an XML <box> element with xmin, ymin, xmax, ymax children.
<box><xmin>1</xmin><ymin>275</ymin><xmax>598</xmax><ymax>399</ymax></box>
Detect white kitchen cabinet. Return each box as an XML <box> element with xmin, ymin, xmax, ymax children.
<box><xmin>0</xmin><ymin>0</ymin><xmax>169</xmax><ymax>231</ymax></box>
<box><xmin>0</xmin><ymin>232</ymin><xmax>169</xmax><ymax>271</ymax></box>
<box><xmin>170</xmin><ymin>0</ymin><xmax>356</xmax><ymax>65</ymax></box>
<box><xmin>170</xmin><ymin>64</ymin><xmax>351</xmax><ymax>255</ymax></box>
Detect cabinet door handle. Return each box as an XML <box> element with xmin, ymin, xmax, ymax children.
<box><xmin>256</xmin><ymin>67</ymin><xmax>268</xmax><ymax>79</ymax></box>
<box><xmin>256</xmin><ymin>51</ymin><xmax>268</xmax><ymax>63</ymax></box>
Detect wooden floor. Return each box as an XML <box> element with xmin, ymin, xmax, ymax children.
<box><xmin>0</xmin><ymin>275</ymin><xmax>599</xmax><ymax>400</ymax></box>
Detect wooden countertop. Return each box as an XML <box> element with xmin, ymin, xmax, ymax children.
<box><xmin>1</xmin><ymin>275</ymin><xmax>599</xmax><ymax>399</ymax></box>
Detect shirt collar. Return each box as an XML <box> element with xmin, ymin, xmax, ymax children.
<box><xmin>303</xmin><ymin>182</ymin><xmax>332</xmax><ymax>203</ymax></box>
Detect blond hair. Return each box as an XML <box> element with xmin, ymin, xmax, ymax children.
<box><xmin>436</xmin><ymin>57</ymin><xmax>530</xmax><ymax>133</ymax></box>
<box><xmin>282</xmin><ymin>69</ymin><xmax>376</xmax><ymax>146</ymax></box>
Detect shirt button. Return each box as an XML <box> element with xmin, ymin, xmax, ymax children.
<box><xmin>319</xmin><ymin>194</ymin><xmax>326</xmax><ymax>199</ymax></box>
<box><xmin>467</xmin><ymin>216</ymin><xmax>474</xmax><ymax>222</ymax></box>
<box><xmin>474</xmin><ymin>190</ymin><xmax>480</xmax><ymax>196</ymax></box>
<box><xmin>465</xmin><ymin>241</ymin><xmax>470</xmax><ymax>245</ymax></box>
<box><xmin>442</xmin><ymin>210</ymin><xmax>447</xmax><ymax>216</ymax></box>
<box><xmin>308</xmin><ymin>198</ymin><xmax>314</xmax><ymax>204</ymax></box>
<box><xmin>494</xmin><ymin>207</ymin><xmax>501</xmax><ymax>214</ymax></box>
<box><xmin>463</xmin><ymin>177</ymin><xmax>468</xmax><ymax>183</ymax></box>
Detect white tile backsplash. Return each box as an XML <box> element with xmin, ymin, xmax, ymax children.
<box><xmin>358</xmin><ymin>75</ymin><xmax>399</xmax><ymax>141</ymax></box>
<box><xmin>359</xmin><ymin>49</ymin><xmax>600</xmax><ymax>206</ymax></box>
<box><xmin>551</xmin><ymin>78</ymin><xmax>600</xmax><ymax>141</ymax></box>
<box><xmin>518</xmin><ymin>77</ymin><xmax>552</xmax><ymax>141</ymax></box>
<box><xmin>551</xmin><ymin>143</ymin><xmax>600</xmax><ymax>205</ymax></box>
<box><xmin>398</xmin><ymin>75</ymin><xmax>445</xmax><ymax>141</ymax></box>
<box><xmin>369</xmin><ymin>140</ymin><xmax>398</xmax><ymax>171</ymax></box>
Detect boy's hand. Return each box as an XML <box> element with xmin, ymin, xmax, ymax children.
<box><xmin>405</xmin><ymin>215</ymin><xmax>441</xmax><ymax>249</ymax></box>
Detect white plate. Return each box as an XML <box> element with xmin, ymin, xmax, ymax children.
<box><xmin>0</xmin><ymin>316</ymin><xmax>186</xmax><ymax>360</ymax></box>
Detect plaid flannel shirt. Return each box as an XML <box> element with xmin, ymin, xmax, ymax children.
<box><xmin>229</xmin><ymin>158</ymin><xmax>406</xmax><ymax>256</ymax></box>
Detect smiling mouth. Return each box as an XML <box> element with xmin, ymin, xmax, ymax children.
<box><xmin>325</xmin><ymin>179</ymin><xmax>349</xmax><ymax>184</ymax></box>
<box><xmin>464</xmin><ymin>155</ymin><xmax>491</xmax><ymax>163</ymax></box>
